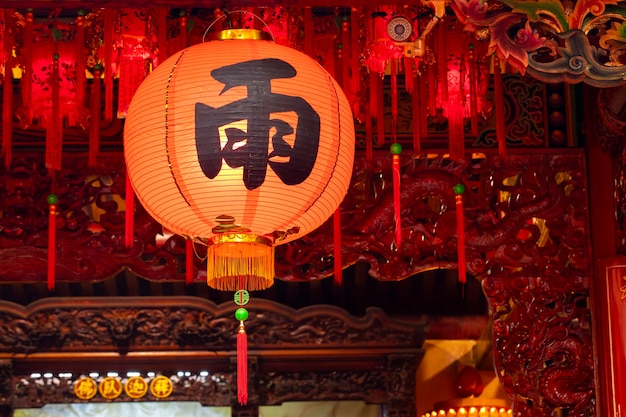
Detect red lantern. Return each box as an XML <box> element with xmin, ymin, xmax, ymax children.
<box><xmin>124</xmin><ymin>29</ymin><xmax>355</xmax><ymax>291</ymax></box>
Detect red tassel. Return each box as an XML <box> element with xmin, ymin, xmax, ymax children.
<box><xmin>494</xmin><ymin>56</ymin><xmax>507</xmax><ymax>158</ymax></box>
<box><xmin>104</xmin><ymin>9</ymin><xmax>114</xmax><ymax>121</ymax></box>
<box><xmin>304</xmin><ymin>7</ymin><xmax>313</xmax><ymax>57</ymax></box>
<box><xmin>186</xmin><ymin>238</ymin><xmax>194</xmax><ymax>285</ymax></box>
<box><xmin>454</xmin><ymin>184</ymin><xmax>467</xmax><ymax>285</ymax></box>
<box><xmin>391</xmin><ymin>144</ymin><xmax>402</xmax><ymax>249</ymax></box>
<box><xmin>88</xmin><ymin>66</ymin><xmax>102</xmax><ymax>166</ymax></box>
<box><xmin>47</xmin><ymin>194</ymin><xmax>58</xmax><ymax>292</ymax></box>
<box><xmin>237</xmin><ymin>321</ymin><xmax>248</xmax><ymax>405</ymax></box>
<box><xmin>75</xmin><ymin>12</ymin><xmax>86</xmax><ymax>110</ymax></box>
<box><xmin>125</xmin><ymin>171</ymin><xmax>135</xmax><ymax>249</ymax></box>
<box><xmin>2</xmin><ymin>45</ymin><xmax>12</xmax><ymax>170</ymax></box>
<box><xmin>333</xmin><ymin>208</ymin><xmax>342</xmax><ymax>285</ymax></box>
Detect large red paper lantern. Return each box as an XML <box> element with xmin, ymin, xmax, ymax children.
<box><xmin>124</xmin><ymin>29</ymin><xmax>355</xmax><ymax>291</ymax></box>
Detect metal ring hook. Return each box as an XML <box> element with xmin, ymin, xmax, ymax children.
<box><xmin>202</xmin><ymin>10</ymin><xmax>275</xmax><ymax>43</ymax></box>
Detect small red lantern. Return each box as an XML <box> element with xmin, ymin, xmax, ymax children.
<box><xmin>124</xmin><ymin>29</ymin><xmax>355</xmax><ymax>291</ymax></box>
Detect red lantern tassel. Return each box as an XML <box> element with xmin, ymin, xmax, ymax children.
<box><xmin>390</xmin><ymin>144</ymin><xmax>402</xmax><ymax>249</ymax></box>
<box><xmin>125</xmin><ymin>171</ymin><xmax>134</xmax><ymax>249</ymax></box>
<box><xmin>2</xmin><ymin>48</ymin><xmax>12</xmax><ymax>170</ymax></box>
<box><xmin>454</xmin><ymin>184</ymin><xmax>466</xmax><ymax>285</ymax></box>
<box><xmin>47</xmin><ymin>194</ymin><xmax>58</xmax><ymax>292</ymax></box>
<box><xmin>186</xmin><ymin>238</ymin><xmax>194</xmax><ymax>285</ymax></box>
<box><xmin>494</xmin><ymin>56</ymin><xmax>507</xmax><ymax>158</ymax></box>
<box><xmin>237</xmin><ymin>321</ymin><xmax>248</xmax><ymax>405</ymax></box>
<box><xmin>75</xmin><ymin>12</ymin><xmax>86</xmax><ymax>110</ymax></box>
<box><xmin>21</xmin><ymin>10</ymin><xmax>33</xmax><ymax>128</ymax></box>
<box><xmin>304</xmin><ymin>7</ymin><xmax>313</xmax><ymax>57</ymax></box>
<box><xmin>89</xmin><ymin>66</ymin><xmax>102</xmax><ymax>166</ymax></box>
<box><xmin>104</xmin><ymin>8</ymin><xmax>114</xmax><ymax>121</ymax></box>
<box><xmin>333</xmin><ymin>208</ymin><xmax>343</xmax><ymax>285</ymax></box>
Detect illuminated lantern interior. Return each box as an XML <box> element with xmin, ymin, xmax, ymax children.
<box><xmin>124</xmin><ymin>29</ymin><xmax>355</xmax><ymax>291</ymax></box>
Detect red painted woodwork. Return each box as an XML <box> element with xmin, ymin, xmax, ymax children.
<box><xmin>595</xmin><ymin>258</ymin><xmax>626</xmax><ymax>417</ymax></box>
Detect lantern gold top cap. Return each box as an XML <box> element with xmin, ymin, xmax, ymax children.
<box><xmin>217</xmin><ymin>29</ymin><xmax>272</xmax><ymax>41</ymax></box>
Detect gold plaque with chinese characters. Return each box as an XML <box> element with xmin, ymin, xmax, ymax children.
<box><xmin>125</xmin><ymin>376</ymin><xmax>149</xmax><ymax>399</ymax></box>
<box><xmin>99</xmin><ymin>377</ymin><xmax>123</xmax><ymax>400</ymax></box>
<box><xmin>74</xmin><ymin>377</ymin><xmax>98</xmax><ymax>400</ymax></box>
<box><xmin>149</xmin><ymin>375</ymin><xmax>173</xmax><ymax>398</ymax></box>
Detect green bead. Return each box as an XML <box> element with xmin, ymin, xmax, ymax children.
<box><xmin>53</xmin><ymin>53</ymin><xmax>59</xmax><ymax>60</ymax></box>
<box><xmin>453</xmin><ymin>184</ymin><xmax>465</xmax><ymax>195</ymax></box>
<box><xmin>235</xmin><ymin>308</ymin><xmax>249</xmax><ymax>322</ymax></box>
<box><xmin>389</xmin><ymin>143</ymin><xmax>402</xmax><ymax>155</ymax></box>
<box><xmin>47</xmin><ymin>194</ymin><xmax>58</xmax><ymax>205</ymax></box>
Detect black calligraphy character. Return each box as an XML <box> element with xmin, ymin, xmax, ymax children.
<box><xmin>195</xmin><ymin>58</ymin><xmax>321</xmax><ymax>190</ymax></box>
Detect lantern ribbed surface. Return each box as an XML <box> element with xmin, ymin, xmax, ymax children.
<box><xmin>124</xmin><ymin>36</ymin><xmax>355</xmax><ymax>246</ymax></box>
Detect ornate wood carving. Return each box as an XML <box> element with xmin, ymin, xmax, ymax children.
<box><xmin>0</xmin><ymin>298</ymin><xmax>426</xmax><ymax>353</ymax></box>
<box><xmin>0</xmin><ymin>297</ymin><xmax>425</xmax><ymax>411</ymax></box>
<box><xmin>483</xmin><ymin>276</ymin><xmax>595</xmax><ymax>417</ymax></box>
<box><xmin>386</xmin><ymin>354</ymin><xmax>418</xmax><ymax>417</ymax></box>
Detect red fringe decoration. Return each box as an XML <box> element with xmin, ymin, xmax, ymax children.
<box><xmin>156</xmin><ymin>8</ymin><xmax>168</xmax><ymax>67</ymax></box>
<box><xmin>186</xmin><ymin>238</ymin><xmax>194</xmax><ymax>285</ymax></box>
<box><xmin>2</xmin><ymin>37</ymin><xmax>12</xmax><ymax>170</ymax></box>
<box><xmin>390</xmin><ymin>59</ymin><xmax>398</xmax><ymax>142</ymax></box>
<box><xmin>448</xmin><ymin>92</ymin><xmax>465</xmax><ymax>162</ymax></box>
<box><xmin>455</xmin><ymin>190</ymin><xmax>467</xmax><ymax>285</ymax></box>
<box><xmin>48</xmin><ymin>200</ymin><xmax>57</xmax><ymax>291</ymax></box>
<box><xmin>333</xmin><ymin>208</ymin><xmax>342</xmax><ymax>285</ymax></box>
<box><xmin>494</xmin><ymin>56</ymin><xmax>507</xmax><ymax>158</ymax></box>
<box><xmin>341</xmin><ymin>16</ymin><xmax>350</xmax><ymax>95</ymax></box>
<box><xmin>350</xmin><ymin>7</ymin><xmax>360</xmax><ymax>117</ymax></box>
<box><xmin>89</xmin><ymin>67</ymin><xmax>102</xmax><ymax>166</ymax></box>
<box><xmin>412</xmin><ymin>69</ymin><xmax>421</xmax><ymax>153</ymax></box>
<box><xmin>125</xmin><ymin>171</ymin><xmax>135</xmax><ymax>249</ymax></box>
<box><xmin>375</xmin><ymin>75</ymin><xmax>385</xmax><ymax>147</ymax></box>
<box><xmin>104</xmin><ymin>9</ymin><xmax>114</xmax><ymax>121</ymax></box>
<box><xmin>237</xmin><ymin>322</ymin><xmax>248</xmax><ymax>405</ymax></box>
<box><xmin>304</xmin><ymin>7</ymin><xmax>313</xmax><ymax>57</ymax></box>
<box><xmin>468</xmin><ymin>45</ymin><xmax>478</xmax><ymax>136</ymax></box>
<box><xmin>75</xmin><ymin>13</ymin><xmax>86</xmax><ymax>110</ymax></box>
<box><xmin>21</xmin><ymin>11</ymin><xmax>33</xmax><ymax>128</ymax></box>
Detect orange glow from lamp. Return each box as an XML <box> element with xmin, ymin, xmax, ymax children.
<box><xmin>124</xmin><ymin>29</ymin><xmax>355</xmax><ymax>290</ymax></box>
<box><xmin>422</xmin><ymin>399</ymin><xmax>512</xmax><ymax>417</ymax></box>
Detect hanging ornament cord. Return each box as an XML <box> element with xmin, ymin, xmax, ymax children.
<box><xmin>234</xmin><ymin>289</ymin><xmax>250</xmax><ymax>405</ymax></box>
<box><xmin>454</xmin><ymin>184</ymin><xmax>467</xmax><ymax>289</ymax></box>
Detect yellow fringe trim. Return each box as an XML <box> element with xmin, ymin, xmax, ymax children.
<box><xmin>206</xmin><ymin>234</ymin><xmax>275</xmax><ymax>291</ymax></box>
